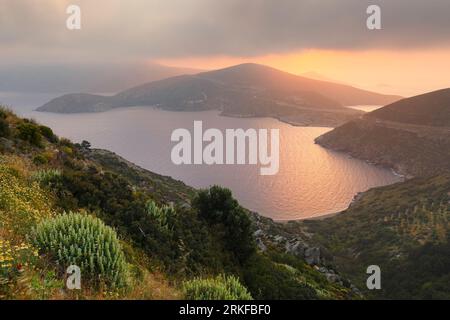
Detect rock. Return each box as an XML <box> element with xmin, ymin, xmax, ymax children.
<box><xmin>351</xmin><ymin>284</ymin><xmax>362</xmax><ymax>296</ymax></box>
<box><xmin>254</xmin><ymin>229</ymin><xmax>264</xmax><ymax>237</ymax></box>
<box><xmin>273</xmin><ymin>235</ymin><xmax>285</xmax><ymax>243</ymax></box>
<box><xmin>318</xmin><ymin>267</ymin><xmax>328</xmax><ymax>273</ymax></box>
<box><xmin>325</xmin><ymin>273</ymin><xmax>341</xmax><ymax>283</ymax></box>
<box><xmin>256</xmin><ymin>238</ymin><xmax>267</xmax><ymax>252</ymax></box>
<box><xmin>285</xmin><ymin>240</ymin><xmax>305</xmax><ymax>257</ymax></box>
<box><xmin>304</xmin><ymin>247</ymin><xmax>321</xmax><ymax>265</ymax></box>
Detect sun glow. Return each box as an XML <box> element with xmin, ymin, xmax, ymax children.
<box><xmin>156</xmin><ymin>48</ymin><xmax>450</xmax><ymax>97</ymax></box>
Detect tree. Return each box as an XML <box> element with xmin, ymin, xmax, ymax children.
<box><xmin>81</xmin><ymin>140</ymin><xmax>92</xmax><ymax>150</ymax></box>
<box><xmin>192</xmin><ymin>186</ymin><xmax>256</xmax><ymax>263</ymax></box>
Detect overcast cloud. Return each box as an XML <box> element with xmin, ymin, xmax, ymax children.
<box><xmin>0</xmin><ymin>0</ymin><xmax>449</xmax><ymax>93</ymax></box>
<box><xmin>1</xmin><ymin>0</ymin><xmax>449</xmax><ymax>62</ymax></box>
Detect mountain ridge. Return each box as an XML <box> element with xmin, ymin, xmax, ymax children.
<box><xmin>36</xmin><ymin>63</ymin><xmax>401</xmax><ymax>126</ymax></box>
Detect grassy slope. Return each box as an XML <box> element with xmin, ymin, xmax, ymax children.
<box><xmin>297</xmin><ymin>174</ymin><xmax>450</xmax><ymax>299</ymax></box>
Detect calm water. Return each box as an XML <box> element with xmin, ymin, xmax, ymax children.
<box><xmin>347</xmin><ymin>105</ymin><xmax>384</xmax><ymax>112</ymax></box>
<box><xmin>11</xmin><ymin>104</ymin><xmax>402</xmax><ymax>220</ymax></box>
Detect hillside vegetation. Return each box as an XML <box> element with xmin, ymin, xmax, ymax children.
<box><xmin>299</xmin><ymin>174</ymin><xmax>450</xmax><ymax>299</ymax></box>
<box><xmin>0</xmin><ymin>106</ymin><xmax>352</xmax><ymax>300</ymax></box>
<box><xmin>309</xmin><ymin>88</ymin><xmax>450</xmax><ymax>298</ymax></box>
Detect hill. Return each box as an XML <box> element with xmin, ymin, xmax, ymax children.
<box><xmin>307</xmin><ymin>88</ymin><xmax>450</xmax><ymax>299</ymax></box>
<box><xmin>296</xmin><ymin>173</ymin><xmax>450</xmax><ymax>299</ymax></box>
<box><xmin>0</xmin><ymin>106</ymin><xmax>355</xmax><ymax>300</ymax></box>
<box><xmin>367</xmin><ymin>88</ymin><xmax>450</xmax><ymax>127</ymax></box>
<box><xmin>37</xmin><ymin>64</ymin><xmax>401</xmax><ymax>127</ymax></box>
<box><xmin>315</xmin><ymin>89</ymin><xmax>450</xmax><ymax>177</ymax></box>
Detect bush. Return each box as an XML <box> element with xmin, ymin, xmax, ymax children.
<box><xmin>31</xmin><ymin>213</ymin><xmax>128</xmax><ymax>288</ymax></box>
<box><xmin>39</xmin><ymin>125</ymin><xmax>58</xmax><ymax>143</ymax></box>
<box><xmin>32</xmin><ymin>169</ymin><xmax>62</xmax><ymax>185</ymax></box>
<box><xmin>183</xmin><ymin>275</ymin><xmax>253</xmax><ymax>300</ymax></box>
<box><xmin>33</xmin><ymin>154</ymin><xmax>48</xmax><ymax>165</ymax></box>
<box><xmin>243</xmin><ymin>254</ymin><xmax>318</xmax><ymax>300</ymax></box>
<box><xmin>0</xmin><ymin>118</ymin><xmax>10</xmax><ymax>138</ymax></box>
<box><xmin>192</xmin><ymin>186</ymin><xmax>255</xmax><ymax>263</ymax></box>
<box><xmin>17</xmin><ymin>123</ymin><xmax>42</xmax><ymax>147</ymax></box>
<box><xmin>145</xmin><ymin>200</ymin><xmax>177</xmax><ymax>233</ymax></box>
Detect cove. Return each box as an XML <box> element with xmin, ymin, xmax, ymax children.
<box><xmin>26</xmin><ymin>107</ymin><xmax>403</xmax><ymax>220</ymax></box>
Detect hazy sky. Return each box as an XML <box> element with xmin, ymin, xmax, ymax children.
<box><xmin>1</xmin><ymin>0</ymin><xmax>450</xmax><ymax>96</ymax></box>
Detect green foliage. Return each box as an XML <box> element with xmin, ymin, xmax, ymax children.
<box><xmin>39</xmin><ymin>125</ymin><xmax>58</xmax><ymax>143</ymax></box>
<box><xmin>29</xmin><ymin>270</ymin><xmax>64</xmax><ymax>300</ymax></box>
<box><xmin>0</xmin><ymin>239</ymin><xmax>40</xmax><ymax>298</ymax></box>
<box><xmin>49</xmin><ymin>169</ymin><xmax>244</xmax><ymax>276</ymax></box>
<box><xmin>243</xmin><ymin>254</ymin><xmax>318</xmax><ymax>300</ymax></box>
<box><xmin>31</xmin><ymin>213</ymin><xmax>128</xmax><ymax>288</ymax></box>
<box><xmin>306</xmin><ymin>173</ymin><xmax>450</xmax><ymax>299</ymax></box>
<box><xmin>0</xmin><ymin>108</ymin><xmax>8</xmax><ymax>119</ymax></box>
<box><xmin>0</xmin><ymin>109</ymin><xmax>358</xmax><ymax>300</ymax></box>
<box><xmin>0</xmin><ymin>119</ymin><xmax>10</xmax><ymax>138</ymax></box>
<box><xmin>32</xmin><ymin>169</ymin><xmax>62</xmax><ymax>185</ymax></box>
<box><xmin>17</xmin><ymin>122</ymin><xmax>42</xmax><ymax>147</ymax></box>
<box><xmin>145</xmin><ymin>200</ymin><xmax>177</xmax><ymax>233</ymax></box>
<box><xmin>193</xmin><ymin>186</ymin><xmax>256</xmax><ymax>263</ymax></box>
<box><xmin>183</xmin><ymin>274</ymin><xmax>253</xmax><ymax>300</ymax></box>
<box><xmin>0</xmin><ymin>107</ymin><xmax>10</xmax><ymax>138</ymax></box>
<box><xmin>33</xmin><ymin>154</ymin><xmax>48</xmax><ymax>165</ymax></box>
<box><xmin>380</xmin><ymin>240</ymin><xmax>450</xmax><ymax>299</ymax></box>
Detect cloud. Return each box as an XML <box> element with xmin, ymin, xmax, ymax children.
<box><xmin>1</xmin><ymin>0</ymin><xmax>449</xmax><ymax>64</ymax></box>
<box><xmin>1</xmin><ymin>0</ymin><xmax>449</xmax><ymax>94</ymax></box>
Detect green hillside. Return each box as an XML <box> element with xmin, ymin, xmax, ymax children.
<box><xmin>0</xmin><ymin>106</ymin><xmax>352</xmax><ymax>300</ymax></box>
<box><xmin>300</xmin><ymin>174</ymin><xmax>450</xmax><ymax>299</ymax></box>
<box><xmin>310</xmin><ymin>89</ymin><xmax>450</xmax><ymax>299</ymax></box>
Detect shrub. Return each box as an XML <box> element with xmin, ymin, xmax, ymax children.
<box><xmin>243</xmin><ymin>254</ymin><xmax>318</xmax><ymax>300</ymax></box>
<box><xmin>39</xmin><ymin>125</ymin><xmax>58</xmax><ymax>143</ymax></box>
<box><xmin>31</xmin><ymin>213</ymin><xmax>128</xmax><ymax>288</ymax></box>
<box><xmin>0</xmin><ymin>108</ymin><xmax>7</xmax><ymax>119</ymax></box>
<box><xmin>0</xmin><ymin>118</ymin><xmax>10</xmax><ymax>138</ymax></box>
<box><xmin>182</xmin><ymin>274</ymin><xmax>253</xmax><ymax>300</ymax></box>
<box><xmin>61</xmin><ymin>146</ymin><xmax>73</xmax><ymax>155</ymax></box>
<box><xmin>192</xmin><ymin>186</ymin><xmax>256</xmax><ymax>263</ymax></box>
<box><xmin>32</xmin><ymin>169</ymin><xmax>62</xmax><ymax>185</ymax></box>
<box><xmin>33</xmin><ymin>154</ymin><xmax>48</xmax><ymax>165</ymax></box>
<box><xmin>145</xmin><ymin>200</ymin><xmax>177</xmax><ymax>233</ymax></box>
<box><xmin>17</xmin><ymin>123</ymin><xmax>42</xmax><ymax>147</ymax></box>
<box><xmin>80</xmin><ymin>140</ymin><xmax>91</xmax><ymax>150</ymax></box>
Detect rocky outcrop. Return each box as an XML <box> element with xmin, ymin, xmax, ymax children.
<box><xmin>249</xmin><ymin>212</ymin><xmax>361</xmax><ymax>295</ymax></box>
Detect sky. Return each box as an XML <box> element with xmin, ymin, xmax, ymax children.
<box><xmin>1</xmin><ymin>0</ymin><xmax>450</xmax><ymax>96</ymax></box>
